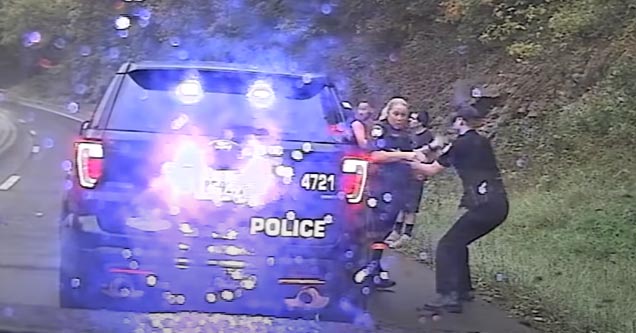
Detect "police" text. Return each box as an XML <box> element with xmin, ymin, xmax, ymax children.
<box><xmin>249</xmin><ymin>217</ymin><xmax>328</xmax><ymax>239</ymax></box>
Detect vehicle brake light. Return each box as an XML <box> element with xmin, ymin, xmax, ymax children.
<box><xmin>75</xmin><ymin>140</ymin><xmax>104</xmax><ymax>188</ymax></box>
<box><xmin>341</xmin><ymin>157</ymin><xmax>368</xmax><ymax>204</ymax></box>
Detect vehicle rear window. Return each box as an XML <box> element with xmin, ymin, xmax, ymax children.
<box><xmin>106</xmin><ymin>69</ymin><xmax>344</xmax><ymax>143</ymax></box>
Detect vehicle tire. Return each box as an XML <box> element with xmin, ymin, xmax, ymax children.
<box><xmin>58</xmin><ymin>212</ymin><xmax>90</xmax><ymax>309</ymax></box>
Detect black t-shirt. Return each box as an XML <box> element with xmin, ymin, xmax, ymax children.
<box><xmin>411</xmin><ymin>128</ymin><xmax>434</xmax><ymax>150</ymax></box>
<box><xmin>368</xmin><ymin>120</ymin><xmax>413</xmax><ymax>186</ymax></box>
<box><xmin>438</xmin><ymin>130</ymin><xmax>507</xmax><ymax>208</ymax></box>
<box><xmin>348</xmin><ymin>118</ymin><xmax>368</xmax><ymax>147</ymax></box>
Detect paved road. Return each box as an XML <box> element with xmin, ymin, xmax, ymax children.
<box><xmin>0</xmin><ymin>102</ymin><xmax>537</xmax><ymax>333</ymax></box>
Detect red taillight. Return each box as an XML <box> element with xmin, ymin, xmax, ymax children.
<box><xmin>75</xmin><ymin>140</ymin><xmax>104</xmax><ymax>188</ymax></box>
<box><xmin>341</xmin><ymin>156</ymin><xmax>369</xmax><ymax>204</ymax></box>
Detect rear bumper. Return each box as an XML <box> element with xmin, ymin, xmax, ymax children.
<box><xmin>60</xmin><ymin>185</ymin><xmax>372</xmax><ymax>322</ymax></box>
<box><xmin>59</xmin><ymin>221</ymin><xmax>370</xmax><ymax>321</ymax></box>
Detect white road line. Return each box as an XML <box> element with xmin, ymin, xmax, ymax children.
<box><xmin>0</xmin><ymin>175</ymin><xmax>21</xmax><ymax>191</ymax></box>
<box><xmin>31</xmin><ymin>145</ymin><xmax>40</xmax><ymax>154</ymax></box>
<box><xmin>9</xmin><ymin>97</ymin><xmax>84</xmax><ymax>122</ymax></box>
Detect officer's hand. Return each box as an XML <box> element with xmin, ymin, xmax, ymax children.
<box><xmin>413</xmin><ymin>150</ymin><xmax>428</xmax><ymax>163</ymax></box>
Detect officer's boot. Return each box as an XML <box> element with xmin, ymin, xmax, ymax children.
<box><xmin>420</xmin><ymin>292</ymin><xmax>463</xmax><ymax>313</ymax></box>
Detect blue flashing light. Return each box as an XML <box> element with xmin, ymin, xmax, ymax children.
<box><xmin>247</xmin><ymin>80</ymin><xmax>276</xmax><ymax>109</ymax></box>
<box><xmin>174</xmin><ymin>79</ymin><xmax>204</xmax><ymax>105</ymax></box>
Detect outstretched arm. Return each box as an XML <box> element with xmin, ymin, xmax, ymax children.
<box><xmin>410</xmin><ymin>160</ymin><xmax>446</xmax><ymax>177</ymax></box>
<box><xmin>370</xmin><ymin>150</ymin><xmax>416</xmax><ymax>163</ymax></box>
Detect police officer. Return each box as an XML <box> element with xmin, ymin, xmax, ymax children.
<box><xmin>386</xmin><ymin>111</ymin><xmax>435</xmax><ymax>248</ymax></box>
<box><xmin>364</xmin><ymin>97</ymin><xmax>425</xmax><ymax>289</ymax></box>
<box><xmin>409</xmin><ymin>104</ymin><xmax>509</xmax><ymax>313</ymax></box>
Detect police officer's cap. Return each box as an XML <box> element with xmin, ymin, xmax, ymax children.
<box><xmin>450</xmin><ymin>103</ymin><xmax>483</xmax><ymax>122</ymax></box>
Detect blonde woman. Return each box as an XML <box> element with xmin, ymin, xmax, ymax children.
<box><xmin>362</xmin><ymin>97</ymin><xmax>425</xmax><ymax>289</ymax></box>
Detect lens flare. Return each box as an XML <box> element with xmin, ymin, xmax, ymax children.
<box><xmin>175</xmin><ymin>79</ymin><xmax>204</xmax><ymax>105</ymax></box>
<box><xmin>247</xmin><ymin>80</ymin><xmax>276</xmax><ymax>109</ymax></box>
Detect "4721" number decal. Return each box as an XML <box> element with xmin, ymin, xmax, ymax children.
<box><xmin>300</xmin><ymin>173</ymin><xmax>336</xmax><ymax>192</ymax></box>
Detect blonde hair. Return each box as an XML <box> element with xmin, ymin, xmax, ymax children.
<box><xmin>378</xmin><ymin>97</ymin><xmax>408</xmax><ymax>121</ymax></box>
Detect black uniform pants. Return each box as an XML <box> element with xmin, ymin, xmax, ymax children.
<box><xmin>367</xmin><ymin>181</ymin><xmax>408</xmax><ymax>243</ymax></box>
<box><xmin>435</xmin><ymin>197</ymin><xmax>509</xmax><ymax>295</ymax></box>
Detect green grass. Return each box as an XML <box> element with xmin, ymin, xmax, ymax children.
<box><xmin>405</xmin><ymin>158</ymin><xmax>636</xmax><ymax>332</ymax></box>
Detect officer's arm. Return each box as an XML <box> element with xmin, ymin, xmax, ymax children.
<box><xmin>410</xmin><ymin>142</ymin><xmax>454</xmax><ymax>176</ymax></box>
<box><xmin>367</xmin><ymin>123</ymin><xmax>416</xmax><ymax>163</ymax></box>
<box><xmin>410</xmin><ymin>161</ymin><xmax>446</xmax><ymax>176</ymax></box>
<box><xmin>351</xmin><ymin>121</ymin><xmax>368</xmax><ymax>149</ymax></box>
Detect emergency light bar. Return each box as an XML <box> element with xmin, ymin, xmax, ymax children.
<box><xmin>247</xmin><ymin>80</ymin><xmax>276</xmax><ymax>109</ymax></box>
<box><xmin>175</xmin><ymin>79</ymin><xmax>204</xmax><ymax>105</ymax></box>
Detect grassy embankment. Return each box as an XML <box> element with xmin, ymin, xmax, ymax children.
<box><xmin>403</xmin><ymin>57</ymin><xmax>636</xmax><ymax>332</ymax></box>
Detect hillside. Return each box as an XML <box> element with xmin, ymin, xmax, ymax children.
<box><xmin>1</xmin><ymin>1</ymin><xmax>635</xmax><ymax>332</ymax></box>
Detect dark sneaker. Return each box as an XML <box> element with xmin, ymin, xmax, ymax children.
<box><xmin>373</xmin><ymin>271</ymin><xmax>396</xmax><ymax>289</ymax></box>
<box><xmin>374</xmin><ymin>277</ymin><xmax>397</xmax><ymax>289</ymax></box>
<box><xmin>420</xmin><ymin>292</ymin><xmax>463</xmax><ymax>313</ymax></box>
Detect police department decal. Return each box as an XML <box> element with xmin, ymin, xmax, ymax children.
<box><xmin>371</xmin><ymin>125</ymin><xmax>384</xmax><ymax>138</ymax></box>
<box><xmin>477</xmin><ymin>181</ymin><xmax>488</xmax><ymax>195</ymax></box>
<box><xmin>249</xmin><ymin>215</ymin><xmax>331</xmax><ymax>239</ymax></box>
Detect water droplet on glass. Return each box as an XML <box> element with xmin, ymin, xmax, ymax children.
<box><xmin>266</xmin><ymin>257</ymin><xmax>275</xmax><ymax>266</ymax></box>
<box><xmin>79</xmin><ymin>45</ymin><xmax>92</xmax><ymax>57</ymax></box>
<box><xmin>320</xmin><ymin>4</ymin><xmax>332</xmax><ymax>15</ymax></box>
<box><xmin>169</xmin><ymin>37</ymin><xmax>181</xmax><ymax>47</ymax></box>
<box><xmin>74</xmin><ymin>84</ymin><xmax>87</xmax><ymax>95</ymax></box>
<box><xmin>302</xmin><ymin>74</ymin><xmax>312</xmax><ymax>84</ymax></box>
<box><xmin>138</xmin><ymin>18</ymin><xmax>150</xmax><ymax>28</ymax></box>
<box><xmin>28</xmin><ymin>31</ymin><xmax>42</xmax><ymax>44</ymax></box>
<box><xmin>108</xmin><ymin>47</ymin><xmax>120</xmax><ymax>59</ymax></box>
<box><xmin>291</xmin><ymin>150</ymin><xmax>303</xmax><ymax>161</ymax></box>
<box><xmin>67</xmin><ymin>102</ymin><xmax>79</xmax><ymax>114</ymax></box>
<box><xmin>177</xmin><ymin>50</ymin><xmax>189</xmax><ymax>60</ymax></box>
<box><xmin>115</xmin><ymin>16</ymin><xmax>131</xmax><ymax>30</ymax></box>
<box><xmin>61</xmin><ymin>160</ymin><xmax>72</xmax><ymax>172</ymax></box>
<box><xmin>418</xmin><ymin>251</ymin><xmax>429</xmax><ymax>261</ymax></box>
<box><xmin>382</xmin><ymin>192</ymin><xmax>393</xmax><ymax>202</ymax></box>
<box><xmin>495</xmin><ymin>272</ymin><xmax>507</xmax><ymax>282</ymax></box>
<box><xmin>53</xmin><ymin>38</ymin><xmax>67</xmax><ymax>49</ymax></box>
<box><xmin>139</xmin><ymin>8</ymin><xmax>152</xmax><ymax>20</ymax></box>
<box><xmin>389</xmin><ymin>53</ymin><xmax>399</xmax><ymax>62</ymax></box>
<box><xmin>42</xmin><ymin>137</ymin><xmax>54</xmax><ymax>149</ymax></box>
<box><xmin>301</xmin><ymin>142</ymin><xmax>312</xmax><ymax>153</ymax></box>
<box><xmin>366</xmin><ymin>198</ymin><xmax>377</xmax><ymax>208</ymax></box>
<box><xmin>64</xmin><ymin>180</ymin><xmax>73</xmax><ymax>191</ymax></box>
<box><xmin>117</xmin><ymin>30</ymin><xmax>129</xmax><ymax>39</ymax></box>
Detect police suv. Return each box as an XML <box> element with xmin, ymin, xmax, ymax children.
<box><xmin>59</xmin><ymin>61</ymin><xmax>372</xmax><ymax>322</ymax></box>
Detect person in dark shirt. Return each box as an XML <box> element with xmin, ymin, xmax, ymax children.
<box><xmin>350</xmin><ymin>101</ymin><xmax>374</xmax><ymax>149</ymax></box>
<box><xmin>386</xmin><ymin>111</ymin><xmax>435</xmax><ymax>248</ymax></box>
<box><xmin>360</xmin><ymin>97</ymin><xmax>425</xmax><ymax>289</ymax></box>
<box><xmin>409</xmin><ymin>104</ymin><xmax>509</xmax><ymax>313</ymax></box>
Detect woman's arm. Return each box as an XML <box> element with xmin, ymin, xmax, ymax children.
<box><xmin>351</xmin><ymin>121</ymin><xmax>368</xmax><ymax>149</ymax></box>
<box><xmin>370</xmin><ymin>150</ymin><xmax>416</xmax><ymax>163</ymax></box>
<box><xmin>409</xmin><ymin>160</ymin><xmax>446</xmax><ymax>177</ymax></box>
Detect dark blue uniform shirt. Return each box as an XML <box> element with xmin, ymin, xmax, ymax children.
<box><xmin>437</xmin><ymin>130</ymin><xmax>507</xmax><ymax>209</ymax></box>
<box><xmin>368</xmin><ymin>120</ymin><xmax>413</xmax><ymax>188</ymax></box>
